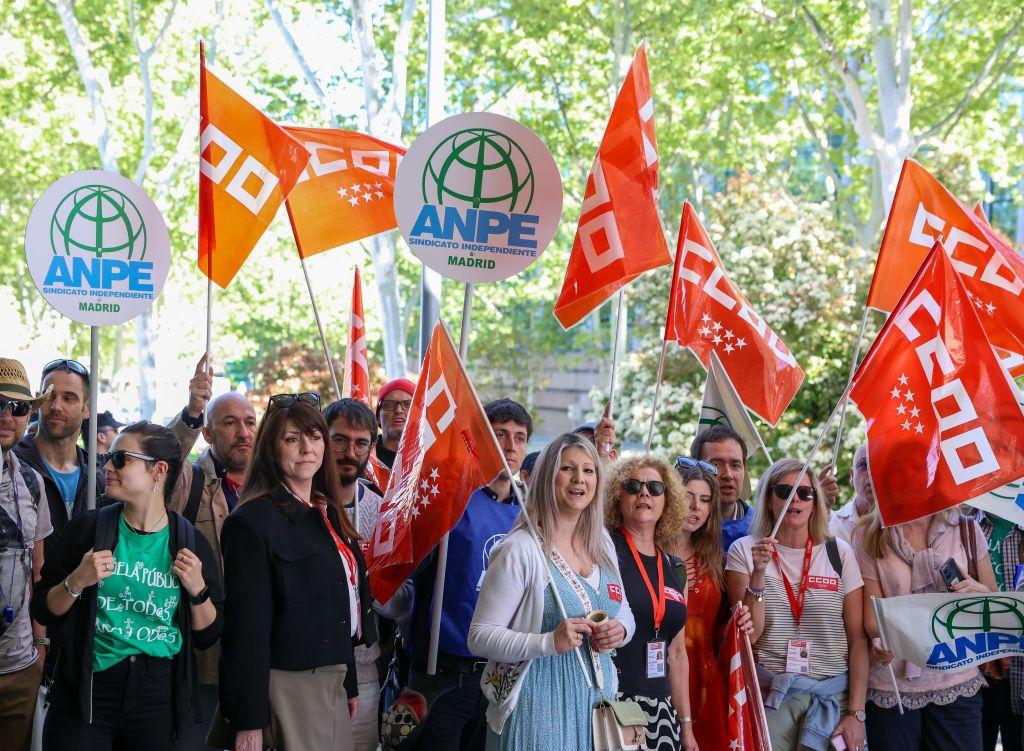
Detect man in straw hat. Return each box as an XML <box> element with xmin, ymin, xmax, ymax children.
<box><xmin>0</xmin><ymin>358</ymin><xmax>55</xmax><ymax>748</ymax></box>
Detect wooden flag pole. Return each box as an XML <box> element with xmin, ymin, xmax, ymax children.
<box><xmin>644</xmin><ymin>338</ymin><xmax>670</xmax><ymax>451</ymax></box>
<box><xmin>830</xmin><ymin>307</ymin><xmax>871</xmax><ymax>469</ymax></box>
<box><xmin>299</xmin><ymin>256</ymin><xmax>341</xmax><ymax>400</ymax></box>
<box><xmin>447</xmin><ymin>319</ymin><xmax>595</xmax><ymax>688</ymax></box>
<box><xmin>769</xmin><ymin>392</ymin><xmax>847</xmax><ymax>539</ymax></box>
<box><xmin>86</xmin><ymin>327</ymin><xmax>100</xmax><ymax>511</ymax></box>
<box><xmin>426</xmin><ymin>283</ymin><xmax>474</xmax><ymax>676</ymax></box>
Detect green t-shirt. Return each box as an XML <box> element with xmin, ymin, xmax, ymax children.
<box><xmin>93</xmin><ymin>515</ymin><xmax>182</xmax><ymax>672</ymax></box>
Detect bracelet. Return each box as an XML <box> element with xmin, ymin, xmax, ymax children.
<box><xmin>745</xmin><ymin>586</ymin><xmax>765</xmax><ymax>602</ymax></box>
<box><xmin>63</xmin><ymin>577</ymin><xmax>83</xmax><ymax>599</ymax></box>
<box><xmin>33</xmin><ymin>637</ymin><xmax>50</xmax><ymax>648</ymax></box>
<box><xmin>679</xmin><ymin>715</ymin><xmax>693</xmax><ymax>724</ymax></box>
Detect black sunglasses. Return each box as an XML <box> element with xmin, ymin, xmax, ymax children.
<box><xmin>107</xmin><ymin>449</ymin><xmax>156</xmax><ymax>469</ymax></box>
<box><xmin>772</xmin><ymin>483</ymin><xmax>816</xmax><ymax>502</ymax></box>
<box><xmin>269</xmin><ymin>392</ymin><xmax>321</xmax><ymax>409</ymax></box>
<box><xmin>622</xmin><ymin>478</ymin><xmax>667</xmax><ymax>497</ymax></box>
<box><xmin>0</xmin><ymin>398</ymin><xmax>32</xmax><ymax>418</ymax></box>
<box><xmin>42</xmin><ymin>359</ymin><xmax>89</xmax><ymax>378</ymax></box>
<box><xmin>675</xmin><ymin>456</ymin><xmax>718</xmax><ymax>476</ymax></box>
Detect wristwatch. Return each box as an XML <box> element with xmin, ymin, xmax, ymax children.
<box><xmin>844</xmin><ymin>708</ymin><xmax>866</xmax><ymax>722</ymax></box>
<box><xmin>188</xmin><ymin>586</ymin><xmax>211</xmax><ymax>605</ymax></box>
<box><xmin>63</xmin><ymin>577</ymin><xmax>83</xmax><ymax>599</ymax></box>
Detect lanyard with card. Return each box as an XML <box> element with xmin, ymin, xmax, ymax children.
<box><xmin>624</xmin><ymin>530</ymin><xmax>668</xmax><ymax>679</ymax></box>
<box><xmin>772</xmin><ymin>538</ymin><xmax>813</xmax><ymax>625</ymax></box>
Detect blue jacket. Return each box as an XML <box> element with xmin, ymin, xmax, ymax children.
<box><xmin>722</xmin><ymin>500</ymin><xmax>753</xmax><ymax>555</ymax></box>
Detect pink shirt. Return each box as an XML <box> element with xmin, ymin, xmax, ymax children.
<box><xmin>853</xmin><ymin>513</ymin><xmax>987</xmax><ymax>708</ymax></box>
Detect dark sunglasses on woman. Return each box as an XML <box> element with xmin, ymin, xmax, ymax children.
<box><xmin>0</xmin><ymin>397</ymin><xmax>32</xmax><ymax>417</ymax></box>
<box><xmin>674</xmin><ymin>456</ymin><xmax>718</xmax><ymax>476</ymax></box>
<box><xmin>622</xmin><ymin>478</ymin><xmax>667</xmax><ymax>497</ymax></box>
<box><xmin>106</xmin><ymin>450</ymin><xmax>156</xmax><ymax>469</ymax></box>
<box><xmin>772</xmin><ymin>483</ymin><xmax>816</xmax><ymax>502</ymax></box>
<box><xmin>42</xmin><ymin>359</ymin><xmax>90</xmax><ymax>378</ymax></box>
<box><xmin>269</xmin><ymin>392</ymin><xmax>321</xmax><ymax>409</ymax></box>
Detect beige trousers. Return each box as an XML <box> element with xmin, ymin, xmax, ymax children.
<box><xmin>268</xmin><ymin>664</ymin><xmax>354</xmax><ymax>751</ymax></box>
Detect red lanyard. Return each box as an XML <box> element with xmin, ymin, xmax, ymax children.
<box><xmin>623</xmin><ymin>530</ymin><xmax>666</xmax><ymax>632</ymax></box>
<box><xmin>772</xmin><ymin>538</ymin><xmax>813</xmax><ymax>626</ymax></box>
<box><xmin>300</xmin><ymin>497</ymin><xmax>359</xmax><ymax>590</ymax></box>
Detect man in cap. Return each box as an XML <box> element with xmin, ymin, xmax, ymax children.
<box><xmin>14</xmin><ymin>358</ymin><xmax>105</xmax><ymax>541</ymax></box>
<box><xmin>80</xmin><ymin>410</ymin><xmax>124</xmax><ymax>456</ymax></box>
<box><xmin>0</xmin><ymin>359</ymin><xmax>54</xmax><ymax>748</ymax></box>
<box><xmin>369</xmin><ymin>378</ymin><xmax>416</xmax><ymax>491</ymax></box>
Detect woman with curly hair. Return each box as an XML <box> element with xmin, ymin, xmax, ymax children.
<box><xmin>605</xmin><ymin>454</ymin><xmax>695</xmax><ymax>751</ymax></box>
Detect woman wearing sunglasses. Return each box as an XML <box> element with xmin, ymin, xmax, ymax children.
<box><xmin>32</xmin><ymin>421</ymin><xmax>222</xmax><ymax>750</ymax></box>
<box><xmin>604</xmin><ymin>455</ymin><xmax>695</xmax><ymax>751</ymax></box>
<box><xmin>672</xmin><ymin>459</ymin><xmax>754</xmax><ymax>751</ymax></box>
<box><xmin>725</xmin><ymin>459</ymin><xmax>868</xmax><ymax>751</ymax></box>
<box><xmin>219</xmin><ymin>395</ymin><xmax>376</xmax><ymax>751</ymax></box>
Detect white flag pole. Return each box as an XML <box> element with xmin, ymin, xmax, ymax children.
<box><xmin>298</xmin><ymin>256</ymin><xmax>341</xmax><ymax>400</ymax></box>
<box><xmin>426</xmin><ymin>284</ymin><xmax>474</xmax><ymax>676</ymax></box>
<box><xmin>871</xmin><ymin>595</ymin><xmax>905</xmax><ymax>714</ymax></box>
<box><xmin>644</xmin><ymin>338</ymin><xmax>670</xmax><ymax>451</ymax></box>
<box><xmin>769</xmin><ymin>392</ymin><xmax>847</xmax><ymax>539</ymax></box>
<box><xmin>86</xmin><ymin>327</ymin><xmax>100</xmax><ymax>511</ymax></box>
<box><xmin>742</xmin><ymin>622</ymin><xmax>773</xmax><ymax>751</ymax></box>
<box><xmin>607</xmin><ymin>290</ymin><xmax>625</xmax><ymax>419</ymax></box>
<box><xmin>450</xmin><ymin>322</ymin><xmax>594</xmax><ymax>688</ymax></box>
<box><xmin>830</xmin><ymin>308</ymin><xmax>871</xmax><ymax>468</ymax></box>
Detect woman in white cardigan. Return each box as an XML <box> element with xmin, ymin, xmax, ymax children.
<box><xmin>468</xmin><ymin>432</ymin><xmax>635</xmax><ymax>751</ymax></box>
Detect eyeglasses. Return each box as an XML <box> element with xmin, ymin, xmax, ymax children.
<box><xmin>0</xmin><ymin>398</ymin><xmax>32</xmax><ymax>418</ymax></box>
<box><xmin>380</xmin><ymin>399</ymin><xmax>412</xmax><ymax>413</ymax></box>
<box><xmin>772</xmin><ymin>484</ymin><xmax>816</xmax><ymax>502</ymax></box>
<box><xmin>42</xmin><ymin>359</ymin><xmax>89</xmax><ymax>378</ymax></box>
<box><xmin>331</xmin><ymin>434</ymin><xmax>373</xmax><ymax>457</ymax></box>
<box><xmin>107</xmin><ymin>450</ymin><xmax>156</xmax><ymax>469</ymax></box>
<box><xmin>269</xmin><ymin>392</ymin><xmax>321</xmax><ymax>409</ymax></box>
<box><xmin>622</xmin><ymin>478</ymin><xmax>667</xmax><ymax>497</ymax></box>
<box><xmin>675</xmin><ymin>456</ymin><xmax>718</xmax><ymax>476</ymax></box>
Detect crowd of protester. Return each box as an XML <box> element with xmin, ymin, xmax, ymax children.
<box><xmin>0</xmin><ymin>353</ymin><xmax>1018</xmax><ymax>751</ymax></box>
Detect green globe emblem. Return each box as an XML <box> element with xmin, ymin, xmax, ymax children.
<box><xmin>422</xmin><ymin>128</ymin><xmax>535</xmax><ymax>212</ymax></box>
<box><xmin>931</xmin><ymin>596</ymin><xmax>1024</xmax><ymax>641</ymax></box>
<box><xmin>49</xmin><ymin>184</ymin><xmax>147</xmax><ymax>260</ymax></box>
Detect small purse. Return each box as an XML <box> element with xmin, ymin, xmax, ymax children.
<box><xmin>592</xmin><ymin>698</ymin><xmax>645</xmax><ymax>751</ymax></box>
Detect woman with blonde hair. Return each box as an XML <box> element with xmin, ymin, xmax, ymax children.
<box><xmin>725</xmin><ymin>459</ymin><xmax>868</xmax><ymax>751</ymax></box>
<box><xmin>468</xmin><ymin>432</ymin><xmax>635</xmax><ymax>751</ymax></box>
<box><xmin>853</xmin><ymin>506</ymin><xmax>993</xmax><ymax>751</ymax></box>
<box><xmin>604</xmin><ymin>454</ymin><xmax>694</xmax><ymax>751</ymax></box>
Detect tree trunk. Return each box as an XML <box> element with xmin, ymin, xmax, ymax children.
<box><xmin>367</xmin><ymin>234</ymin><xmax>408</xmax><ymax>377</ymax></box>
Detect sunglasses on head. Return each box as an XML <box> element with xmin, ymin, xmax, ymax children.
<box><xmin>675</xmin><ymin>456</ymin><xmax>718</xmax><ymax>476</ymax></box>
<box><xmin>0</xmin><ymin>397</ymin><xmax>32</xmax><ymax>418</ymax></box>
<box><xmin>772</xmin><ymin>483</ymin><xmax>816</xmax><ymax>502</ymax></box>
<box><xmin>269</xmin><ymin>392</ymin><xmax>321</xmax><ymax>409</ymax></box>
<box><xmin>42</xmin><ymin>359</ymin><xmax>89</xmax><ymax>378</ymax></box>
<box><xmin>622</xmin><ymin>478</ymin><xmax>666</xmax><ymax>497</ymax></box>
<box><xmin>107</xmin><ymin>449</ymin><xmax>156</xmax><ymax>469</ymax></box>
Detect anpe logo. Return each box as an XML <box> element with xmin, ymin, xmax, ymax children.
<box><xmin>927</xmin><ymin>595</ymin><xmax>1024</xmax><ymax>668</ymax></box>
<box><xmin>26</xmin><ymin>171</ymin><xmax>170</xmax><ymax>326</ymax></box>
<box><xmin>394</xmin><ymin>113</ymin><xmax>562</xmax><ymax>284</ymax></box>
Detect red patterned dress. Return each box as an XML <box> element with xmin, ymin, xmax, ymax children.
<box><xmin>683</xmin><ymin>557</ymin><xmax>728</xmax><ymax>751</ymax></box>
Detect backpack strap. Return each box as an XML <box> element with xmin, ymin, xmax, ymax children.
<box><xmin>170</xmin><ymin>510</ymin><xmax>201</xmax><ymax>722</ymax></box>
<box><xmin>959</xmin><ymin>517</ymin><xmax>979</xmax><ymax>581</ymax></box>
<box><xmin>666</xmin><ymin>554</ymin><xmax>687</xmax><ymax>593</ymax></box>
<box><xmin>93</xmin><ymin>502</ymin><xmax>124</xmax><ymax>552</ymax></box>
<box><xmin>182</xmin><ymin>462</ymin><xmax>205</xmax><ymax>525</ymax></box>
<box><xmin>173</xmin><ymin>510</ymin><xmax>196</xmax><ymax>555</ymax></box>
<box><xmin>825</xmin><ymin>537</ymin><xmax>844</xmax><ymax>578</ymax></box>
<box><xmin>16</xmin><ymin>461</ymin><xmax>41</xmax><ymax>507</ymax></box>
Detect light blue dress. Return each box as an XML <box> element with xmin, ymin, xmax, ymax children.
<box><xmin>487</xmin><ymin>560</ymin><xmax>621</xmax><ymax>751</ymax></box>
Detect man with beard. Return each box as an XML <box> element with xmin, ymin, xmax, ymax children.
<box><xmin>168</xmin><ymin>354</ymin><xmax>257</xmax><ymax>747</ymax></box>
<box><xmin>14</xmin><ymin>359</ymin><xmax>105</xmax><ymax>541</ymax></box>
<box><xmin>324</xmin><ymin>398</ymin><xmax>385</xmax><ymax>751</ymax></box>
<box><xmin>368</xmin><ymin>378</ymin><xmax>416</xmax><ymax>491</ymax></box>
<box><xmin>0</xmin><ymin>359</ymin><xmax>53</xmax><ymax>748</ymax></box>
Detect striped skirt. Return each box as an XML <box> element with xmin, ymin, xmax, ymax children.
<box><xmin>617</xmin><ymin>693</ymin><xmax>680</xmax><ymax>751</ymax></box>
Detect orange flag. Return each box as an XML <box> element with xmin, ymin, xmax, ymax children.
<box><xmin>866</xmin><ymin>160</ymin><xmax>1024</xmax><ymax>361</ymax></box>
<box><xmin>198</xmin><ymin>49</ymin><xmax>309</xmax><ymax>287</ymax></box>
<box><xmin>366</xmin><ymin>323</ymin><xmax>507</xmax><ymax>603</ymax></box>
<box><xmin>343</xmin><ymin>268</ymin><xmax>371</xmax><ymax>404</ymax></box>
<box><xmin>283</xmin><ymin>127</ymin><xmax>405</xmax><ymax>258</ymax></box>
<box><xmin>852</xmin><ymin>241</ymin><xmax>1024</xmax><ymax>526</ymax></box>
<box><xmin>665</xmin><ymin>202</ymin><xmax>803</xmax><ymax>425</ymax></box>
<box><xmin>553</xmin><ymin>44</ymin><xmax>671</xmax><ymax>329</ymax></box>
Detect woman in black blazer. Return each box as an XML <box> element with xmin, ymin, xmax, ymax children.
<box><xmin>219</xmin><ymin>395</ymin><xmax>376</xmax><ymax>751</ymax></box>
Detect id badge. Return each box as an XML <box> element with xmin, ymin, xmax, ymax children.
<box><xmin>646</xmin><ymin>640</ymin><xmax>666</xmax><ymax>678</ymax></box>
<box><xmin>786</xmin><ymin>639</ymin><xmax>811</xmax><ymax>675</ymax></box>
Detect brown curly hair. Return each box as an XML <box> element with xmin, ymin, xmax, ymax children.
<box><xmin>604</xmin><ymin>454</ymin><xmax>685</xmax><ymax>550</ymax></box>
